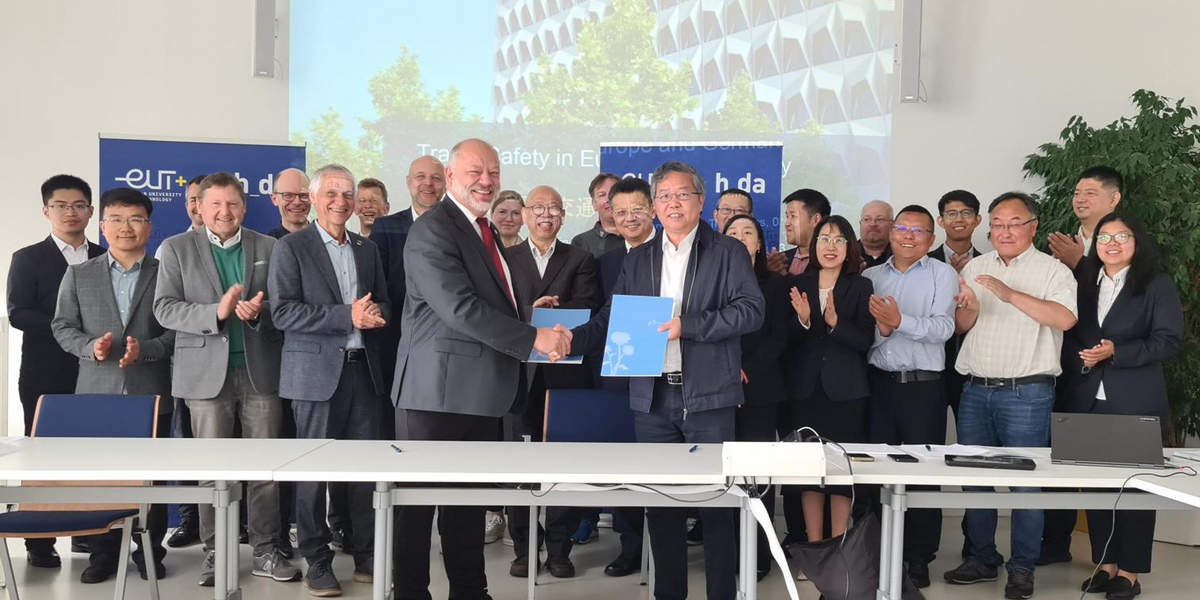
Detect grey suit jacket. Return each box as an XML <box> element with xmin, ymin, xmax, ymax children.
<box><xmin>395</xmin><ymin>200</ymin><xmax>536</xmax><ymax>418</ymax></box>
<box><xmin>52</xmin><ymin>254</ymin><xmax>174</xmax><ymax>410</ymax></box>
<box><xmin>153</xmin><ymin>227</ymin><xmax>282</xmax><ymax>399</ymax></box>
<box><xmin>267</xmin><ymin>224</ymin><xmax>391</xmax><ymax>402</ymax></box>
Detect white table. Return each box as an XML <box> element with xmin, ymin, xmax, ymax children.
<box><xmin>0</xmin><ymin>437</ymin><xmax>333</xmax><ymax>600</ymax></box>
<box><xmin>841</xmin><ymin>448</ymin><xmax>1200</xmax><ymax>600</ymax></box>
<box><xmin>274</xmin><ymin>440</ymin><xmax>827</xmax><ymax>600</ymax></box>
<box><xmin>1131</xmin><ymin>461</ymin><xmax>1200</xmax><ymax>508</ymax></box>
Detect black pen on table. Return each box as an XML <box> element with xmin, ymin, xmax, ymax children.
<box><xmin>390</xmin><ymin>444</ymin><xmax>403</xmax><ymax>454</ymax></box>
<box><xmin>689</xmin><ymin>445</ymin><xmax>699</xmax><ymax>453</ymax></box>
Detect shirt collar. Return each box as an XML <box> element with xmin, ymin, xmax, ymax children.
<box><xmin>315</xmin><ymin>221</ymin><xmax>349</xmax><ymax>247</ymax></box>
<box><xmin>528</xmin><ymin>238</ymin><xmax>556</xmax><ymax>260</ymax></box>
<box><xmin>50</xmin><ymin>233</ymin><xmax>88</xmax><ymax>253</ymax></box>
<box><xmin>884</xmin><ymin>254</ymin><xmax>928</xmax><ymax>273</ymax></box>
<box><xmin>626</xmin><ymin>228</ymin><xmax>655</xmax><ymax>252</ymax></box>
<box><xmin>991</xmin><ymin>244</ymin><xmax>1038</xmax><ymax>265</ymax></box>
<box><xmin>593</xmin><ymin>220</ymin><xmax>613</xmax><ymax>238</ymax></box>
<box><xmin>1097</xmin><ymin>265</ymin><xmax>1131</xmax><ymax>286</ymax></box>
<box><xmin>107</xmin><ymin>252</ymin><xmax>145</xmax><ymax>271</ymax></box>
<box><xmin>1078</xmin><ymin>226</ymin><xmax>1091</xmax><ymax>244</ymax></box>
<box><xmin>205</xmin><ymin>226</ymin><xmax>242</xmax><ymax>249</ymax></box>
<box><xmin>662</xmin><ymin>225</ymin><xmax>698</xmax><ymax>254</ymax></box>
<box><xmin>944</xmin><ymin>243</ymin><xmax>973</xmax><ymax>261</ymax></box>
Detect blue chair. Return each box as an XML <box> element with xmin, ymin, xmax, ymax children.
<box><xmin>0</xmin><ymin>394</ymin><xmax>161</xmax><ymax>600</ymax></box>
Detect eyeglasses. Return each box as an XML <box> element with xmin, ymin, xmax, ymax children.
<box><xmin>891</xmin><ymin>225</ymin><xmax>930</xmax><ymax>238</ymax></box>
<box><xmin>816</xmin><ymin>235</ymin><xmax>849</xmax><ymax>247</ymax></box>
<box><xmin>942</xmin><ymin>209</ymin><xmax>977</xmax><ymax>220</ymax></box>
<box><xmin>275</xmin><ymin>192</ymin><xmax>310</xmax><ymax>202</ymax></box>
<box><xmin>527</xmin><ymin>205</ymin><xmax>563</xmax><ymax>217</ymax></box>
<box><xmin>1096</xmin><ymin>232</ymin><xmax>1134</xmax><ymax>245</ymax></box>
<box><xmin>654</xmin><ymin>191</ymin><xmax>698</xmax><ymax>204</ymax></box>
<box><xmin>716</xmin><ymin>207</ymin><xmax>750</xmax><ymax>217</ymax></box>
<box><xmin>47</xmin><ymin>202</ymin><xmax>90</xmax><ymax>213</ymax></box>
<box><xmin>989</xmin><ymin>218</ymin><xmax>1037</xmax><ymax>233</ymax></box>
<box><xmin>103</xmin><ymin>216</ymin><xmax>150</xmax><ymax>227</ymax></box>
<box><xmin>613</xmin><ymin>207</ymin><xmax>651</xmax><ymax>220</ymax></box>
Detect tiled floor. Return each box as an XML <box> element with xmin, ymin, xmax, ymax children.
<box><xmin>3</xmin><ymin>515</ymin><xmax>1197</xmax><ymax>599</ymax></box>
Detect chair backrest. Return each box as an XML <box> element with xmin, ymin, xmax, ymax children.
<box><xmin>23</xmin><ymin>394</ymin><xmax>159</xmax><ymax>512</ymax></box>
<box><xmin>543</xmin><ymin>389</ymin><xmax>636</xmax><ymax>443</ymax></box>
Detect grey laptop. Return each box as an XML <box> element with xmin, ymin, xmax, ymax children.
<box><xmin>1051</xmin><ymin>413</ymin><xmax>1166</xmax><ymax>469</ymax></box>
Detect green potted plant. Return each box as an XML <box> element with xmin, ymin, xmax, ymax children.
<box><xmin>1023</xmin><ymin>89</ymin><xmax>1200</xmax><ymax>448</ymax></box>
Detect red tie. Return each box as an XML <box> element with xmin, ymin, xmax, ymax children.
<box><xmin>476</xmin><ymin>217</ymin><xmax>515</xmax><ymax>308</ymax></box>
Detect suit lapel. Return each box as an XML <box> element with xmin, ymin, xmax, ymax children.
<box><xmin>89</xmin><ymin>258</ymin><xmax>124</xmax><ymax>332</ymax></box>
<box><xmin>241</xmin><ymin>233</ymin><xmax>258</xmax><ymax>299</ymax></box>
<box><xmin>122</xmin><ymin>258</ymin><xmax>157</xmax><ymax>332</ymax></box>
<box><xmin>350</xmin><ymin>233</ymin><xmax>372</xmax><ymax>298</ymax></box>
<box><xmin>447</xmin><ymin>204</ymin><xmax>509</xmax><ymax>297</ymax></box>
<box><xmin>303</xmin><ymin>227</ymin><xmax>344</xmax><ymax>299</ymax></box>
<box><xmin>42</xmin><ymin>237</ymin><xmax>69</xmax><ymax>272</ymax></box>
<box><xmin>192</xmin><ymin>229</ymin><xmax>226</xmax><ymax>296</ymax></box>
<box><xmin>536</xmin><ymin>241</ymin><xmax>569</xmax><ymax>297</ymax></box>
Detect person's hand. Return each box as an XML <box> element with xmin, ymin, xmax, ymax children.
<box><xmin>869</xmin><ymin>295</ymin><xmax>902</xmax><ymax>329</ymax></box>
<box><xmin>534</xmin><ymin>327</ymin><xmax>571</xmax><ymax>361</ymax></box>
<box><xmin>351</xmin><ymin>293</ymin><xmax>386</xmax><ymax>329</ymax></box>
<box><xmin>119</xmin><ymin>336</ymin><xmax>139</xmax><ymax>368</ymax></box>
<box><xmin>533</xmin><ymin>295</ymin><xmax>560</xmax><ymax>309</ymax></box>
<box><xmin>93</xmin><ymin>332</ymin><xmax>114</xmax><ymax>361</ymax></box>
<box><xmin>789</xmin><ymin>286</ymin><xmax>811</xmax><ymax>325</ymax></box>
<box><xmin>740</xmin><ymin>369</ymin><xmax>749</xmax><ymax>385</ymax></box>
<box><xmin>217</xmin><ymin>283</ymin><xmax>244</xmax><ymax>321</ymax></box>
<box><xmin>974</xmin><ymin>274</ymin><xmax>1017</xmax><ymax>303</ymax></box>
<box><xmin>1048</xmin><ymin>232</ymin><xmax>1084</xmax><ymax>269</ymax></box>
<box><xmin>657</xmin><ymin>317</ymin><xmax>682</xmax><ymax>341</ymax></box>
<box><xmin>823</xmin><ymin>290</ymin><xmax>838</xmax><ymax>328</ymax></box>
<box><xmin>234</xmin><ymin>291</ymin><xmax>264</xmax><ymax>322</ymax></box>
<box><xmin>954</xmin><ymin>276</ymin><xmax>978</xmax><ymax>309</ymax></box>
<box><xmin>1080</xmin><ymin>339</ymin><xmax>1115</xmax><ymax>368</ymax></box>
<box><xmin>766</xmin><ymin>250</ymin><xmax>788</xmax><ymax>276</ymax></box>
<box><xmin>949</xmin><ymin>252</ymin><xmax>971</xmax><ymax>273</ymax></box>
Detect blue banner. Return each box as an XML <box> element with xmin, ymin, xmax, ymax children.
<box><xmin>599</xmin><ymin>142</ymin><xmax>784</xmax><ymax>249</ymax></box>
<box><xmin>98</xmin><ymin>137</ymin><xmax>306</xmax><ymax>256</ymax></box>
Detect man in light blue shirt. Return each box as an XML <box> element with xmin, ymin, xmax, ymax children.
<box><xmin>862</xmin><ymin>203</ymin><xmax>958</xmax><ymax>588</ymax></box>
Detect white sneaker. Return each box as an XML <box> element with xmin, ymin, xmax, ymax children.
<box><xmin>484</xmin><ymin>510</ymin><xmax>506</xmax><ymax>544</ymax></box>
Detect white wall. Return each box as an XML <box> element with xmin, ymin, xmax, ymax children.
<box><xmin>891</xmin><ymin>0</ymin><xmax>1200</xmax><ymax>249</ymax></box>
<box><xmin>0</xmin><ymin>0</ymin><xmax>291</xmax><ymax>433</ymax></box>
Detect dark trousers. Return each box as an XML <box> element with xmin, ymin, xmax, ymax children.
<box><xmin>1085</xmin><ymin>505</ymin><xmax>1155</xmax><ymax>573</ymax></box>
<box><xmin>279</xmin><ymin>398</ymin><xmax>296</xmax><ymax>542</ymax></box>
<box><xmin>19</xmin><ymin>374</ymin><xmax>73</xmax><ymax>554</ymax></box>
<box><xmin>612</xmin><ymin>507</ymin><xmax>644</xmax><ymax>560</ymax></box>
<box><xmin>1042</xmin><ymin>505</ymin><xmax>1078</xmax><ymax>558</ymax></box>
<box><xmin>735</xmin><ymin>402</ymin><xmax>779</xmax><ymax>570</ymax></box>
<box><xmin>89</xmin><ymin>412</ymin><xmax>172</xmax><ymax>570</ymax></box>
<box><xmin>170</xmin><ymin>397</ymin><xmax>199</xmax><ymax>525</ymax></box>
<box><xmin>634</xmin><ymin>379</ymin><xmax>737</xmax><ymax>600</ymax></box>
<box><xmin>292</xmin><ymin>361</ymin><xmax>380</xmax><ymax>569</ymax></box>
<box><xmin>394</xmin><ymin>409</ymin><xmax>499</xmax><ymax>600</ymax></box>
<box><xmin>868</xmin><ymin>370</ymin><xmax>946</xmax><ymax>565</ymax></box>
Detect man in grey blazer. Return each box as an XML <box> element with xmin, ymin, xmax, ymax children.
<box><xmin>52</xmin><ymin>187</ymin><xmax>174</xmax><ymax>583</ymax></box>
<box><xmin>268</xmin><ymin>163</ymin><xmax>390</xmax><ymax>596</ymax></box>
<box><xmin>153</xmin><ymin>172</ymin><xmax>301</xmax><ymax>587</ymax></box>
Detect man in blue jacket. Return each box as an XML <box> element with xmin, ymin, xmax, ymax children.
<box><xmin>571</xmin><ymin>161</ymin><xmax>764</xmax><ymax>600</ymax></box>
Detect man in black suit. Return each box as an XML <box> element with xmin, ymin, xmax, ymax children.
<box><xmin>504</xmin><ymin>185</ymin><xmax>601</xmax><ymax>579</ymax></box>
<box><xmin>392</xmin><ymin>139</ymin><xmax>571</xmax><ymax>600</ymax></box>
<box><xmin>266</xmin><ymin>168</ymin><xmax>311</xmax><ymax>239</ymax></box>
<box><xmin>767</xmin><ymin>188</ymin><xmax>831</xmax><ymax>276</ymax></box>
<box><xmin>7</xmin><ymin>174</ymin><xmax>105</xmax><ymax>568</ymax></box>
<box><xmin>859</xmin><ymin>199</ymin><xmax>894</xmax><ymax>269</ymax></box>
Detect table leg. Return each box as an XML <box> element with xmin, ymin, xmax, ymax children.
<box><xmin>528</xmin><ymin>505</ymin><xmax>537</xmax><ymax>600</ymax></box>
<box><xmin>214</xmin><ymin>481</ymin><xmax>228</xmax><ymax>600</ymax></box>
<box><xmin>743</xmin><ymin>499</ymin><xmax>757</xmax><ymax>600</ymax></box>
<box><xmin>878</xmin><ymin>485</ymin><xmax>893</xmax><ymax>600</ymax></box>
<box><xmin>374</xmin><ymin>482</ymin><xmax>389</xmax><ymax>600</ymax></box>
<box><xmin>385</xmin><ymin>492</ymin><xmax>395</xmax><ymax>599</ymax></box>
<box><xmin>227</xmin><ymin>485</ymin><xmax>241</xmax><ymax>598</ymax></box>
<box><xmin>889</xmin><ymin>484</ymin><xmax>907</xmax><ymax>600</ymax></box>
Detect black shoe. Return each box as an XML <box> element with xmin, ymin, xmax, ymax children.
<box><xmin>81</xmin><ymin>564</ymin><xmax>117</xmax><ymax>584</ymax></box>
<box><xmin>686</xmin><ymin>519</ymin><xmax>703</xmax><ymax>546</ymax></box>
<box><xmin>546</xmin><ymin>555</ymin><xmax>576</xmax><ymax>578</ymax></box>
<box><xmin>756</xmin><ymin>563</ymin><xmax>771</xmax><ymax>582</ymax></box>
<box><xmin>943</xmin><ymin>557</ymin><xmax>998</xmax><ymax>585</ymax></box>
<box><xmin>168</xmin><ymin>520</ymin><xmax>200</xmax><ymax>548</ymax></box>
<box><xmin>1005</xmin><ymin>569</ymin><xmax>1035</xmax><ymax>599</ymax></box>
<box><xmin>330</xmin><ymin>528</ymin><xmax>344</xmax><ymax>550</ymax></box>
<box><xmin>239</xmin><ymin>525</ymin><xmax>249</xmax><ymax>545</ymax></box>
<box><xmin>1105</xmin><ymin>576</ymin><xmax>1141</xmax><ymax>600</ymax></box>
<box><xmin>907</xmin><ymin>561</ymin><xmax>931</xmax><ymax>589</ymax></box>
<box><xmin>1082</xmin><ymin>570</ymin><xmax>1114</xmax><ymax>593</ymax></box>
<box><xmin>509</xmin><ymin>555</ymin><xmax>530</xmax><ymax>578</ymax></box>
<box><xmin>26</xmin><ymin>547</ymin><xmax>61</xmax><ymax>568</ymax></box>
<box><xmin>71</xmin><ymin>540</ymin><xmax>91</xmax><ymax>554</ymax></box>
<box><xmin>604</xmin><ymin>554</ymin><xmax>640</xmax><ymax>577</ymax></box>
<box><xmin>136</xmin><ymin>561</ymin><xmax>167</xmax><ymax>581</ymax></box>
<box><xmin>1035</xmin><ymin>550</ymin><xmax>1072</xmax><ymax>566</ymax></box>
<box><xmin>304</xmin><ymin>559</ymin><xmax>342</xmax><ymax>597</ymax></box>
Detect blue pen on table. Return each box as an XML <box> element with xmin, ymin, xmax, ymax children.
<box><xmin>925</xmin><ymin>444</ymin><xmax>933</xmax><ymax>452</ymax></box>
<box><xmin>390</xmin><ymin>444</ymin><xmax>403</xmax><ymax>454</ymax></box>
<box><xmin>689</xmin><ymin>445</ymin><xmax>699</xmax><ymax>453</ymax></box>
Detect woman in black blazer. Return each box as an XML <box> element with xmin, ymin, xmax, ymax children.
<box><xmin>782</xmin><ymin>215</ymin><xmax>875</xmax><ymax>548</ymax></box>
<box><xmin>724</xmin><ymin>214</ymin><xmax>789</xmax><ymax>579</ymax></box>
<box><xmin>1064</xmin><ymin>213</ymin><xmax>1183</xmax><ymax>599</ymax></box>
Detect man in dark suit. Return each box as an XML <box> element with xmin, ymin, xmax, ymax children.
<box><xmin>503</xmin><ymin>185</ymin><xmax>601</xmax><ymax>579</ymax></box>
<box><xmin>571</xmin><ymin>161</ymin><xmax>764</xmax><ymax>600</ymax></box>
<box><xmin>767</xmin><ymin>188</ymin><xmax>831</xmax><ymax>276</ymax></box>
<box><xmin>6</xmin><ymin>173</ymin><xmax>105</xmax><ymax>568</ymax></box>
<box><xmin>52</xmin><ymin>187</ymin><xmax>174</xmax><ymax>583</ymax></box>
<box><xmin>859</xmin><ymin>199</ymin><xmax>894</xmax><ymax>269</ymax></box>
<box><xmin>392</xmin><ymin>139</ymin><xmax>571</xmax><ymax>600</ymax></box>
<box><xmin>268</xmin><ymin>164</ymin><xmax>392</xmax><ymax>596</ymax></box>
<box><xmin>266</xmin><ymin>168</ymin><xmax>311</xmax><ymax>239</ymax></box>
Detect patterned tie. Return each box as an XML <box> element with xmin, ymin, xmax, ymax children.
<box><xmin>475</xmin><ymin>217</ymin><xmax>515</xmax><ymax>307</ymax></box>
<box><xmin>789</xmin><ymin>252</ymin><xmax>809</xmax><ymax>275</ymax></box>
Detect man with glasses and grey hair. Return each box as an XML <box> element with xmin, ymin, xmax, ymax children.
<box><xmin>943</xmin><ymin>192</ymin><xmax>1077</xmax><ymax>600</ymax></box>
<box><xmin>570</xmin><ymin>161</ymin><xmax>764</xmax><ymax>600</ymax></box>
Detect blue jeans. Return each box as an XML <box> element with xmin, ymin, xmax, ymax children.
<box><xmin>957</xmin><ymin>381</ymin><xmax>1054</xmax><ymax>573</ymax></box>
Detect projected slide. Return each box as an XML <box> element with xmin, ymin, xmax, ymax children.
<box><xmin>289</xmin><ymin>0</ymin><xmax>894</xmax><ymax>245</ymax></box>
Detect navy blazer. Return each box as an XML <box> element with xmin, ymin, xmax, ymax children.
<box><xmin>741</xmin><ymin>272</ymin><xmax>789</xmax><ymax>406</ymax></box>
<box><xmin>1062</xmin><ymin>271</ymin><xmax>1183</xmax><ymax>421</ymax></box>
<box><xmin>785</xmin><ymin>271</ymin><xmax>875</xmax><ymax>401</ymax></box>
<box><xmin>572</xmin><ymin>222</ymin><xmax>765</xmax><ymax>414</ymax></box>
<box><xmin>369</xmin><ymin>207</ymin><xmax>416</xmax><ymax>389</ymax></box>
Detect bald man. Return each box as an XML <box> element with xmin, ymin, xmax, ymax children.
<box><xmin>859</xmin><ymin>199</ymin><xmax>894</xmax><ymax>269</ymax></box>
<box><xmin>267</xmin><ymin>168</ymin><xmax>311</xmax><ymax>239</ymax></box>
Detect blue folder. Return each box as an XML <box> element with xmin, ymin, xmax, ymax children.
<box><xmin>528</xmin><ymin>308</ymin><xmax>591</xmax><ymax>363</ymax></box>
<box><xmin>601</xmin><ymin>295</ymin><xmax>674</xmax><ymax>377</ymax></box>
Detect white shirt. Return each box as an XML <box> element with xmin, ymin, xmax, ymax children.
<box><xmin>447</xmin><ymin>193</ymin><xmax>516</xmax><ymax>308</ymax></box>
<box><xmin>1078</xmin><ymin>226</ymin><xmax>1094</xmax><ymax>256</ymax></box>
<box><xmin>625</xmin><ymin>229</ymin><xmax>655</xmax><ymax>252</ymax></box>
<box><xmin>206</xmin><ymin>226</ymin><xmax>242</xmax><ymax>249</ymax></box>
<box><xmin>660</xmin><ymin>226</ymin><xmax>697</xmax><ymax>373</ymax></box>
<box><xmin>51</xmin><ymin>233</ymin><xmax>90</xmax><ymax>266</ymax></box>
<box><xmin>528</xmin><ymin>239</ymin><xmax>556</xmax><ymax>278</ymax></box>
<box><xmin>1094</xmin><ymin>266</ymin><xmax>1129</xmax><ymax>400</ymax></box>
<box><xmin>943</xmin><ymin>243</ymin><xmax>976</xmax><ymax>265</ymax></box>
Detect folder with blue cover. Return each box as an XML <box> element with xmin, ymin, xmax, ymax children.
<box><xmin>601</xmin><ymin>295</ymin><xmax>674</xmax><ymax>377</ymax></box>
<box><xmin>527</xmin><ymin>308</ymin><xmax>591</xmax><ymax>363</ymax></box>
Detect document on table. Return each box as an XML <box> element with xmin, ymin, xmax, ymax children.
<box><xmin>601</xmin><ymin>295</ymin><xmax>673</xmax><ymax>377</ymax></box>
<box><xmin>527</xmin><ymin>308</ymin><xmax>591</xmax><ymax>364</ymax></box>
<box><xmin>834</xmin><ymin>443</ymin><xmax>899</xmax><ymax>457</ymax></box>
<box><xmin>1174</xmin><ymin>449</ymin><xmax>1200</xmax><ymax>462</ymax></box>
<box><xmin>898</xmin><ymin>444</ymin><xmax>991</xmax><ymax>459</ymax></box>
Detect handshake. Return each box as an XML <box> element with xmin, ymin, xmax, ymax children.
<box><xmin>533</xmin><ymin>324</ymin><xmax>574</xmax><ymax>362</ymax></box>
